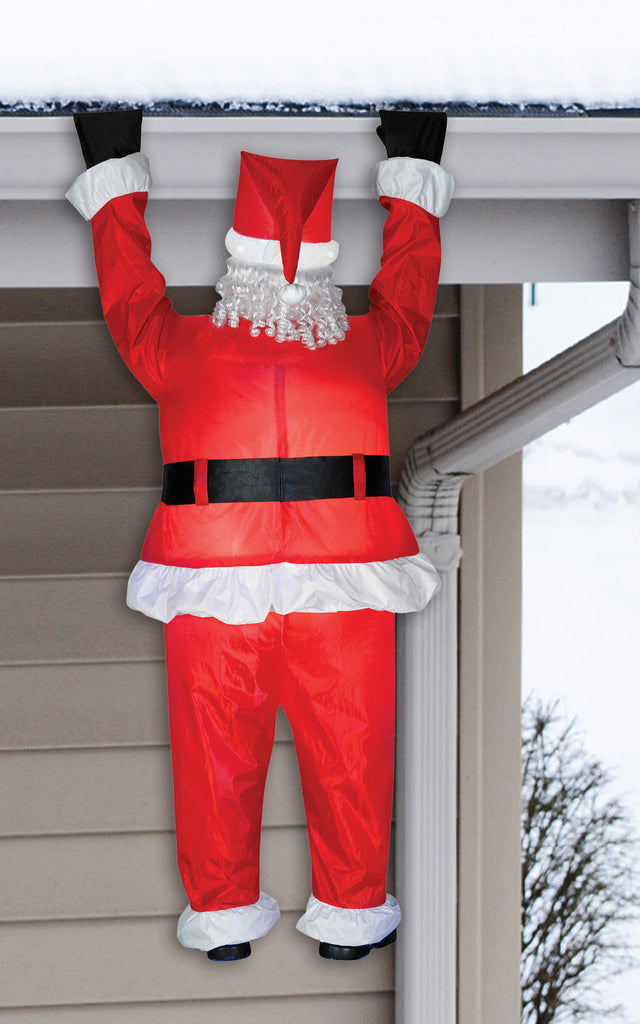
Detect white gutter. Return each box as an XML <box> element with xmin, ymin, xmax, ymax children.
<box><xmin>1</xmin><ymin>116</ymin><xmax>639</xmax><ymax>201</ymax></box>
<box><xmin>395</xmin><ymin>201</ymin><xmax>639</xmax><ymax>1024</ymax></box>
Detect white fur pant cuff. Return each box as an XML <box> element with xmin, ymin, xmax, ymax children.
<box><xmin>177</xmin><ymin>891</ymin><xmax>280</xmax><ymax>949</ymax></box>
<box><xmin>295</xmin><ymin>894</ymin><xmax>401</xmax><ymax>945</ymax></box>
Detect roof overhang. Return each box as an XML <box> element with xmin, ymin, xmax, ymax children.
<box><xmin>1</xmin><ymin>116</ymin><xmax>639</xmax><ymax>286</ymax></box>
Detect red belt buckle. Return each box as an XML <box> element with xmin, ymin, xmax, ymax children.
<box><xmin>353</xmin><ymin>453</ymin><xmax>366</xmax><ymax>501</ymax></box>
<box><xmin>193</xmin><ymin>458</ymin><xmax>209</xmax><ymax>506</ymax></box>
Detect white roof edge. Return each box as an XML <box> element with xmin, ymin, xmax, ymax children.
<box><xmin>1</xmin><ymin>116</ymin><xmax>640</xmax><ymax>201</ymax></box>
<box><xmin>3</xmin><ymin>115</ymin><xmax>640</xmax><ymax>133</ymax></box>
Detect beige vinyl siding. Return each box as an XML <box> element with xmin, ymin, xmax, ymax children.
<box><xmin>1</xmin><ymin>995</ymin><xmax>395</xmax><ymax>1024</ymax></box>
<box><xmin>1</xmin><ymin>284</ymin><xmax>459</xmax><ymax>1019</ymax></box>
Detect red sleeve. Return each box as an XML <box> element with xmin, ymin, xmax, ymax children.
<box><xmin>367</xmin><ymin>196</ymin><xmax>442</xmax><ymax>394</ymax></box>
<box><xmin>90</xmin><ymin>191</ymin><xmax>177</xmax><ymax>399</ymax></box>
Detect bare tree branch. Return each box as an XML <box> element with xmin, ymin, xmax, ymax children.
<box><xmin>521</xmin><ymin>696</ymin><xmax>640</xmax><ymax>1024</ymax></box>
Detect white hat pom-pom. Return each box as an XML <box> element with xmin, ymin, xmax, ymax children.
<box><xmin>279</xmin><ymin>283</ymin><xmax>307</xmax><ymax>305</ymax></box>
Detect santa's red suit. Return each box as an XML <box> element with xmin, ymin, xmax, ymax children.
<box><xmin>66</xmin><ymin>113</ymin><xmax>454</xmax><ymax>959</ymax></box>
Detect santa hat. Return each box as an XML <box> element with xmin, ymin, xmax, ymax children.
<box><xmin>225</xmin><ymin>151</ymin><xmax>340</xmax><ymax>301</ymax></box>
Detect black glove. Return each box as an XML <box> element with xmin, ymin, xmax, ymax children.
<box><xmin>73</xmin><ymin>109</ymin><xmax>143</xmax><ymax>169</ymax></box>
<box><xmin>377</xmin><ymin>110</ymin><xmax>447</xmax><ymax>165</ymax></box>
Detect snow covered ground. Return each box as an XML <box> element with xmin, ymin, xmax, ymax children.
<box><xmin>2</xmin><ymin>0</ymin><xmax>639</xmax><ymax>107</ymax></box>
<box><xmin>523</xmin><ymin>282</ymin><xmax>640</xmax><ymax>1023</ymax></box>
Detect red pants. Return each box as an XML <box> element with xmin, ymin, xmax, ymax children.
<box><xmin>164</xmin><ymin>608</ymin><xmax>395</xmax><ymax>913</ymax></box>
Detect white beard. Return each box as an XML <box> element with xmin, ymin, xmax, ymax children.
<box><xmin>212</xmin><ymin>259</ymin><xmax>349</xmax><ymax>350</ymax></box>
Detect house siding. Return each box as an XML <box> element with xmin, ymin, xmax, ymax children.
<box><xmin>1</xmin><ymin>284</ymin><xmax>460</xmax><ymax>1020</ymax></box>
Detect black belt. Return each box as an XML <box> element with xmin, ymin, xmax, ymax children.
<box><xmin>161</xmin><ymin>455</ymin><xmax>392</xmax><ymax>505</ymax></box>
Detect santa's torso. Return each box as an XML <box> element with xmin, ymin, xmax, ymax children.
<box><xmin>142</xmin><ymin>312</ymin><xmax>417</xmax><ymax>569</ymax></box>
<box><xmin>64</xmin><ymin>159</ymin><xmax>455</xmax><ymax>622</ymax></box>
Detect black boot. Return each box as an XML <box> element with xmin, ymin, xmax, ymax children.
<box><xmin>207</xmin><ymin>941</ymin><xmax>251</xmax><ymax>962</ymax></box>
<box><xmin>318</xmin><ymin>928</ymin><xmax>397</xmax><ymax>961</ymax></box>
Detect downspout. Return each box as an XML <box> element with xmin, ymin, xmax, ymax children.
<box><xmin>616</xmin><ymin>201</ymin><xmax>640</xmax><ymax>368</ymax></box>
<box><xmin>395</xmin><ymin>199</ymin><xmax>640</xmax><ymax>1024</ymax></box>
<box><xmin>402</xmin><ymin>200</ymin><xmax>640</xmax><ymax>513</ymax></box>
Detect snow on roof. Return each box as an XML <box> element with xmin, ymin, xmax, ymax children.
<box><xmin>2</xmin><ymin>100</ymin><xmax>640</xmax><ymax>118</ymax></box>
<box><xmin>3</xmin><ymin>0</ymin><xmax>639</xmax><ymax>110</ymax></box>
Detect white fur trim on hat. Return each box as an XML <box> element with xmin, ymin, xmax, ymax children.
<box><xmin>296</xmin><ymin>894</ymin><xmax>401</xmax><ymax>945</ymax></box>
<box><xmin>374</xmin><ymin>157</ymin><xmax>455</xmax><ymax>218</ymax></box>
<box><xmin>65</xmin><ymin>152</ymin><xmax>152</xmax><ymax>221</ymax></box>
<box><xmin>177</xmin><ymin>892</ymin><xmax>280</xmax><ymax>949</ymax></box>
<box><xmin>225</xmin><ymin>227</ymin><xmax>339</xmax><ymax>270</ymax></box>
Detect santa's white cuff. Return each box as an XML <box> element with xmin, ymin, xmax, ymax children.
<box><xmin>65</xmin><ymin>152</ymin><xmax>152</xmax><ymax>221</ymax></box>
<box><xmin>374</xmin><ymin>157</ymin><xmax>455</xmax><ymax>218</ymax></box>
<box><xmin>177</xmin><ymin>892</ymin><xmax>280</xmax><ymax>949</ymax></box>
<box><xmin>296</xmin><ymin>894</ymin><xmax>401</xmax><ymax>945</ymax></box>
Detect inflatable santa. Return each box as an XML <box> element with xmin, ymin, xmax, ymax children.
<box><xmin>66</xmin><ymin>108</ymin><xmax>455</xmax><ymax>961</ymax></box>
